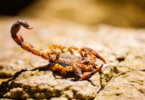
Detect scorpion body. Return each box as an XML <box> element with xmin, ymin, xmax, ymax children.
<box><xmin>11</xmin><ymin>20</ymin><xmax>106</xmax><ymax>80</ymax></box>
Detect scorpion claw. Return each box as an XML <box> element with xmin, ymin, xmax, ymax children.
<box><xmin>80</xmin><ymin>63</ymin><xmax>104</xmax><ymax>80</ymax></box>
<box><xmin>95</xmin><ymin>53</ymin><xmax>106</xmax><ymax>64</ymax></box>
<box><xmin>81</xmin><ymin>47</ymin><xmax>106</xmax><ymax>64</ymax></box>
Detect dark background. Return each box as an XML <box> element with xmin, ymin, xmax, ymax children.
<box><xmin>1</xmin><ymin>0</ymin><xmax>145</xmax><ymax>27</ymax></box>
<box><xmin>0</xmin><ymin>0</ymin><xmax>35</xmax><ymax>15</ymax></box>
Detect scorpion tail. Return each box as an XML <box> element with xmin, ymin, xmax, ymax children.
<box><xmin>11</xmin><ymin>20</ymin><xmax>49</xmax><ymax>60</ymax></box>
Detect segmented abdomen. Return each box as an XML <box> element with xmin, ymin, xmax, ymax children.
<box><xmin>51</xmin><ymin>53</ymin><xmax>81</xmax><ymax>67</ymax></box>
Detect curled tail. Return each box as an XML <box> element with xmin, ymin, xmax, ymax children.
<box><xmin>11</xmin><ymin>20</ymin><xmax>49</xmax><ymax>60</ymax></box>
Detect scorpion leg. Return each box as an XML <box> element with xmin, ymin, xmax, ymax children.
<box><xmin>49</xmin><ymin>45</ymin><xmax>66</xmax><ymax>53</ymax></box>
<box><xmin>49</xmin><ymin>45</ymin><xmax>83</xmax><ymax>57</ymax></box>
<box><xmin>80</xmin><ymin>47</ymin><xmax>106</xmax><ymax>63</ymax></box>
<box><xmin>54</xmin><ymin>51</ymin><xmax>60</xmax><ymax>64</ymax></box>
<box><xmin>48</xmin><ymin>45</ymin><xmax>61</xmax><ymax>64</ymax></box>
<box><xmin>72</xmin><ymin>63</ymin><xmax>94</xmax><ymax>79</ymax></box>
<box><xmin>52</xmin><ymin>64</ymin><xmax>67</xmax><ymax>75</ymax></box>
<box><xmin>80</xmin><ymin>63</ymin><xmax>103</xmax><ymax>80</ymax></box>
<box><xmin>11</xmin><ymin>20</ymin><xmax>50</xmax><ymax>60</ymax></box>
<box><xmin>52</xmin><ymin>64</ymin><xmax>74</xmax><ymax>78</ymax></box>
<box><xmin>65</xmin><ymin>66</ymin><xmax>73</xmax><ymax>72</ymax></box>
<box><xmin>51</xmin><ymin>64</ymin><xmax>62</xmax><ymax>78</ymax></box>
<box><xmin>78</xmin><ymin>64</ymin><xmax>93</xmax><ymax>71</ymax></box>
<box><xmin>66</xmin><ymin>46</ymin><xmax>83</xmax><ymax>57</ymax></box>
<box><xmin>72</xmin><ymin>63</ymin><xmax>83</xmax><ymax>78</ymax></box>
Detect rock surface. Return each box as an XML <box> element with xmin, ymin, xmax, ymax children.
<box><xmin>94</xmin><ymin>71</ymin><xmax>145</xmax><ymax>100</ymax></box>
<box><xmin>0</xmin><ymin>18</ymin><xmax>145</xmax><ymax>99</ymax></box>
<box><xmin>0</xmin><ymin>69</ymin><xmax>101</xmax><ymax>99</ymax></box>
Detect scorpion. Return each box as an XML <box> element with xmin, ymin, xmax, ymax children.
<box><xmin>11</xmin><ymin>20</ymin><xmax>106</xmax><ymax>80</ymax></box>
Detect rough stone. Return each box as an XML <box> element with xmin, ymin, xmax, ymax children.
<box><xmin>0</xmin><ymin>16</ymin><xmax>145</xmax><ymax>99</ymax></box>
<box><xmin>94</xmin><ymin>71</ymin><xmax>145</xmax><ymax>100</ymax></box>
<box><xmin>0</xmin><ymin>70</ymin><xmax>101</xmax><ymax>99</ymax></box>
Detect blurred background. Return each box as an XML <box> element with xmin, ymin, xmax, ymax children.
<box><xmin>0</xmin><ymin>0</ymin><xmax>145</xmax><ymax>58</ymax></box>
<box><xmin>1</xmin><ymin>0</ymin><xmax>145</xmax><ymax>27</ymax></box>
